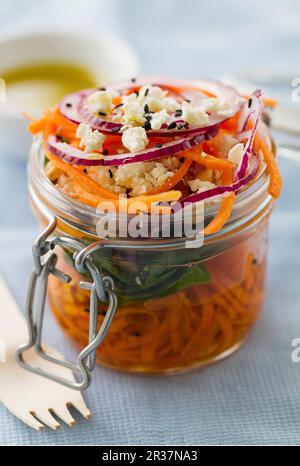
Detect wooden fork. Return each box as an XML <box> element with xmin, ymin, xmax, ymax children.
<box><xmin>0</xmin><ymin>273</ymin><xmax>91</xmax><ymax>431</ymax></box>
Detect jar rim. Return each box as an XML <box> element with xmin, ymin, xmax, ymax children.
<box><xmin>28</xmin><ymin>136</ymin><xmax>273</xmax><ymax>247</ymax></box>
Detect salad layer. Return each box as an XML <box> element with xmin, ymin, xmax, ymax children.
<box><xmin>29</xmin><ymin>76</ymin><xmax>282</xmax><ymax>235</ymax></box>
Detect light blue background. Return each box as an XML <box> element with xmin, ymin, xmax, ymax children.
<box><xmin>0</xmin><ymin>0</ymin><xmax>300</xmax><ymax>446</ymax></box>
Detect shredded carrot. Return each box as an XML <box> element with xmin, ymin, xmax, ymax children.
<box><xmin>243</xmin><ymin>95</ymin><xmax>278</xmax><ymax>108</ymax></box>
<box><xmin>48</xmin><ymin>245</ymin><xmax>266</xmax><ymax>373</ymax></box>
<box><xmin>22</xmin><ymin>111</ymin><xmax>35</xmax><ymax>121</ymax></box>
<box><xmin>263</xmin><ymin>97</ymin><xmax>277</xmax><ymax>108</ymax></box>
<box><xmin>253</xmin><ymin>133</ymin><xmax>282</xmax><ymax>199</ymax></box>
<box><xmin>203</xmin><ymin>192</ymin><xmax>235</xmax><ymax>235</ymax></box>
<box><xmin>45</xmin><ymin>150</ymin><xmax>119</xmax><ymax>199</ymax></box>
<box><xmin>145</xmin><ymin>156</ymin><xmax>193</xmax><ymax>195</ymax></box>
<box><xmin>29</xmin><ymin>107</ymin><xmax>78</xmax><ymax>140</ymax></box>
<box><xmin>186</xmin><ymin>149</ymin><xmax>234</xmax><ymax>172</ymax></box>
<box><xmin>72</xmin><ymin>179</ymin><xmax>178</xmax><ymax>213</ymax></box>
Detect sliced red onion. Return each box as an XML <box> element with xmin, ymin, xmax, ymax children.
<box><xmin>235</xmin><ymin>90</ymin><xmax>263</xmax><ymax>180</ymax></box>
<box><xmin>59</xmin><ymin>89</ymin><xmax>91</xmax><ymax>124</ymax></box>
<box><xmin>237</xmin><ymin>89</ymin><xmax>262</xmax><ymax>132</ymax></box>
<box><xmin>177</xmin><ymin>155</ymin><xmax>259</xmax><ymax>208</ymax></box>
<box><xmin>59</xmin><ymin>77</ymin><xmax>244</xmax><ymax>138</ymax></box>
<box><xmin>47</xmin><ymin>128</ymin><xmax>218</xmax><ymax>167</ymax></box>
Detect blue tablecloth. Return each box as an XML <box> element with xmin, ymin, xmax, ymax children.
<box><xmin>0</xmin><ymin>0</ymin><xmax>300</xmax><ymax>446</ymax></box>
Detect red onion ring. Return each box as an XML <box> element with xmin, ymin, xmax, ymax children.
<box><xmin>47</xmin><ymin>127</ymin><xmax>218</xmax><ymax>167</ymax></box>
<box><xmin>177</xmin><ymin>154</ymin><xmax>259</xmax><ymax>208</ymax></box>
<box><xmin>58</xmin><ymin>77</ymin><xmax>244</xmax><ymax>137</ymax></box>
<box><xmin>235</xmin><ymin>90</ymin><xmax>263</xmax><ymax>180</ymax></box>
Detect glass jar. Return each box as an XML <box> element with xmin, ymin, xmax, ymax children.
<box><xmin>28</xmin><ymin>136</ymin><xmax>274</xmax><ymax>375</ymax></box>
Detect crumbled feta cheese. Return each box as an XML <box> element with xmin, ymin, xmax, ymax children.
<box><xmin>161</xmin><ymin>96</ymin><xmax>178</xmax><ymax>113</ymax></box>
<box><xmin>122</xmin><ymin>127</ymin><xmax>148</xmax><ymax>153</ymax></box>
<box><xmin>66</xmin><ymin>156</ymin><xmax>177</xmax><ymax>197</ymax></box>
<box><xmin>87</xmin><ymin>89</ymin><xmax>118</xmax><ymax>115</ymax></box>
<box><xmin>138</xmin><ymin>84</ymin><xmax>166</xmax><ymax>101</ymax></box>
<box><xmin>76</xmin><ymin>122</ymin><xmax>90</xmax><ymax>139</ymax></box>
<box><xmin>228</xmin><ymin>143</ymin><xmax>244</xmax><ymax>166</ymax></box>
<box><xmin>188</xmin><ymin>95</ymin><xmax>244</xmax><ymax>119</ymax></box>
<box><xmin>188</xmin><ymin>179</ymin><xmax>216</xmax><ymax>192</ymax></box>
<box><xmin>139</xmin><ymin>85</ymin><xmax>178</xmax><ymax>113</ymax></box>
<box><xmin>76</xmin><ymin>123</ymin><xmax>106</xmax><ymax>153</ymax></box>
<box><xmin>87</xmin><ymin>166</ymin><xmax>126</xmax><ymax>194</ymax></box>
<box><xmin>198</xmin><ymin>96</ymin><xmax>244</xmax><ymax>118</ymax></box>
<box><xmin>118</xmin><ymin>84</ymin><xmax>178</xmax><ymax>128</ymax></box>
<box><xmin>150</xmin><ymin>110</ymin><xmax>169</xmax><ymax>130</ymax></box>
<box><xmin>122</xmin><ymin>101</ymin><xmax>145</xmax><ymax>125</ymax></box>
<box><xmin>181</xmin><ymin>101</ymin><xmax>209</xmax><ymax>126</ymax></box>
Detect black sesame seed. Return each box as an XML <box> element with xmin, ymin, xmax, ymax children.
<box><xmin>144</xmin><ymin>104</ymin><xmax>150</xmax><ymax>113</ymax></box>
<box><xmin>103</xmin><ymin>149</ymin><xmax>109</xmax><ymax>155</ymax></box>
<box><xmin>112</xmin><ymin>127</ymin><xmax>120</xmax><ymax>133</ymax></box>
<box><xmin>144</xmin><ymin>88</ymin><xmax>149</xmax><ymax>97</ymax></box>
<box><xmin>131</xmin><ymin>77</ymin><xmax>136</xmax><ymax>83</ymax></box>
<box><xmin>185</xmin><ymin>98</ymin><xmax>191</xmax><ymax>103</ymax></box>
<box><xmin>98</xmin><ymin>111</ymin><xmax>107</xmax><ymax>116</ymax></box>
<box><xmin>144</xmin><ymin>120</ymin><xmax>152</xmax><ymax>130</ymax></box>
<box><xmin>98</xmin><ymin>86</ymin><xmax>106</xmax><ymax>91</ymax></box>
<box><xmin>156</xmin><ymin>143</ymin><xmax>163</xmax><ymax>148</ymax></box>
<box><xmin>132</xmin><ymin>332</ymin><xmax>141</xmax><ymax>337</ymax></box>
<box><xmin>248</xmin><ymin>98</ymin><xmax>252</xmax><ymax>108</ymax></box>
<box><xmin>66</xmin><ymin>102</ymin><xmax>72</xmax><ymax>108</ymax></box>
<box><xmin>108</xmin><ymin>169</ymin><xmax>113</xmax><ymax>179</ymax></box>
<box><xmin>167</xmin><ymin>121</ymin><xmax>177</xmax><ymax>130</ymax></box>
<box><xmin>56</xmin><ymin>135</ymin><xmax>70</xmax><ymax>143</ymax></box>
<box><xmin>114</xmin><ymin>103</ymin><xmax>123</xmax><ymax>109</ymax></box>
<box><xmin>252</xmin><ymin>258</ymin><xmax>258</xmax><ymax>265</ymax></box>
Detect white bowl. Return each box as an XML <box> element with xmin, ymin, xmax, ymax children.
<box><xmin>0</xmin><ymin>30</ymin><xmax>139</xmax><ymax>159</ymax></box>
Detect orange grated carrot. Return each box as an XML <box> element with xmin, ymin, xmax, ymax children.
<box><xmin>145</xmin><ymin>156</ymin><xmax>193</xmax><ymax>195</ymax></box>
<box><xmin>253</xmin><ymin>133</ymin><xmax>282</xmax><ymax>199</ymax></box>
<box><xmin>203</xmin><ymin>192</ymin><xmax>235</xmax><ymax>235</ymax></box>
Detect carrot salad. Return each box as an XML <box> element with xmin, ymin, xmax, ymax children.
<box><xmin>29</xmin><ymin>77</ymin><xmax>282</xmax><ymax>373</ymax></box>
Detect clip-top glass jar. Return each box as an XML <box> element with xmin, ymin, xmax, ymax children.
<box><xmin>27</xmin><ymin>135</ymin><xmax>274</xmax><ymax>376</ymax></box>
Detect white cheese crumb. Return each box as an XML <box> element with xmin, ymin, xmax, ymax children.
<box><xmin>150</xmin><ymin>110</ymin><xmax>169</xmax><ymax>130</ymax></box>
<box><xmin>76</xmin><ymin>123</ymin><xmax>106</xmax><ymax>153</ymax></box>
<box><xmin>188</xmin><ymin>179</ymin><xmax>217</xmax><ymax>192</ymax></box>
<box><xmin>122</xmin><ymin>126</ymin><xmax>148</xmax><ymax>153</ymax></box>
<box><xmin>122</xmin><ymin>101</ymin><xmax>145</xmax><ymax>125</ymax></box>
<box><xmin>87</xmin><ymin>89</ymin><xmax>118</xmax><ymax>115</ymax></box>
<box><xmin>181</xmin><ymin>101</ymin><xmax>209</xmax><ymax>126</ymax></box>
<box><xmin>198</xmin><ymin>96</ymin><xmax>244</xmax><ymax>117</ymax></box>
<box><xmin>228</xmin><ymin>143</ymin><xmax>244</xmax><ymax>166</ymax></box>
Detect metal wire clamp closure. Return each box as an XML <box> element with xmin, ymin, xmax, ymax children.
<box><xmin>16</xmin><ymin>215</ymin><xmax>118</xmax><ymax>390</ymax></box>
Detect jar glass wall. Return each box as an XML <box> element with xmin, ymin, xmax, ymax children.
<box><xmin>28</xmin><ymin>137</ymin><xmax>273</xmax><ymax>374</ymax></box>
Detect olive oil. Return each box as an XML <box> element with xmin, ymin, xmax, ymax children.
<box><xmin>2</xmin><ymin>62</ymin><xmax>97</xmax><ymax>111</ymax></box>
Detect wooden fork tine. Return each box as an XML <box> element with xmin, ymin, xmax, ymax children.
<box><xmin>68</xmin><ymin>400</ymin><xmax>92</xmax><ymax>420</ymax></box>
<box><xmin>18</xmin><ymin>411</ymin><xmax>45</xmax><ymax>431</ymax></box>
<box><xmin>51</xmin><ymin>404</ymin><xmax>76</xmax><ymax>427</ymax></box>
<box><xmin>32</xmin><ymin>409</ymin><xmax>60</xmax><ymax>430</ymax></box>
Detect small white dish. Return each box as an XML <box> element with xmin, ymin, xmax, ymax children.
<box><xmin>0</xmin><ymin>30</ymin><xmax>139</xmax><ymax>159</ymax></box>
